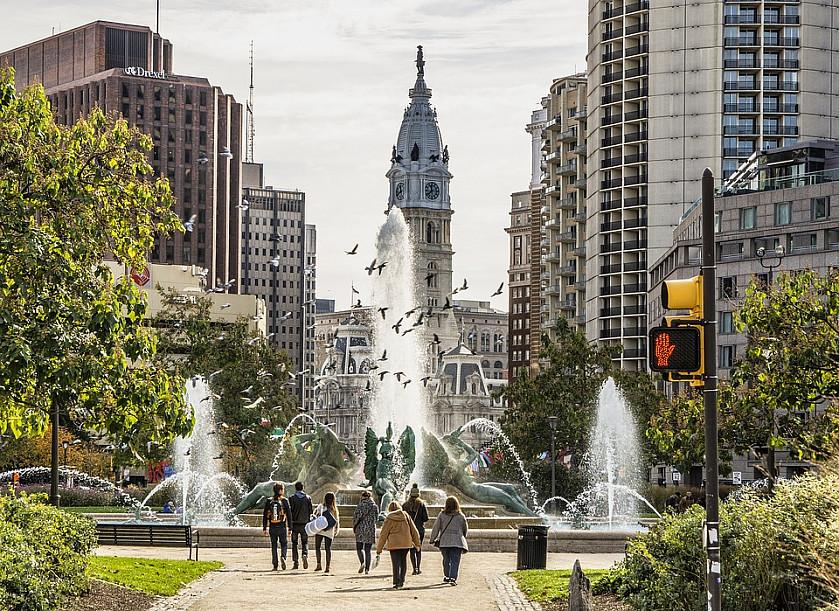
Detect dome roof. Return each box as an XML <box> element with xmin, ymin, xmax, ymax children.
<box><xmin>392</xmin><ymin>46</ymin><xmax>446</xmax><ymax>172</ymax></box>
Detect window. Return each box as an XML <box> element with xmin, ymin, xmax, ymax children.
<box><xmin>739</xmin><ymin>207</ymin><xmax>756</xmax><ymax>229</ymax></box>
<box><xmin>714</xmin><ymin>212</ymin><xmax>722</xmax><ymax>233</ymax></box>
<box><xmin>791</xmin><ymin>233</ymin><xmax>817</xmax><ymax>252</ymax></box>
<box><xmin>812</xmin><ymin>197</ymin><xmax>829</xmax><ymax>220</ymax></box>
<box><xmin>720</xmin><ymin>276</ymin><xmax>737</xmax><ymax>298</ymax></box>
<box><xmin>775</xmin><ymin>201</ymin><xmax>792</xmax><ymax>225</ymax></box>
<box><xmin>720</xmin><ymin>311</ymin><xmax>735</xmax><ymax>334</ymax></box>
<box><xmin>427</xmin><ymin>262</ymin><xmax>437</xmax><ymax>288</ymax></box>
<box><xmin>719</xmin><ymin>345</ymin><xmax>736</xmax><ymax>368</ymax></box>
<box><xmin>481</xmin><ymin>332</ymin><xmax>491</xmax><ymax>353</ymax></box>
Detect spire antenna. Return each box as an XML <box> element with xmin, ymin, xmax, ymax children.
<box><xmin>246</xmin><ymin>41</ymin><xmax>255</xmax><ymax>164</ymax></box>
<box><xmin>416</xmin><ymin>45</ymin><xmax>425</xmax><ymax>76</ymax></box>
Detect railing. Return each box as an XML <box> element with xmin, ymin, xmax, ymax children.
<box><xmin>625</xmin><ymin>130</ymin><xmax>648</xmax><ymax>142</ymax></box>
<box><xmin>624</xmin><ymin>196</ymin><xmax>648</xmax><ymax>207</ymax></box>
<box><xmin>601</xmin><ymin>135</ymin><xmax>623</xmax><ymax>147</ymax></box>
<box><xmin>624</xmin><ymin>173</ymin><xmax>648</xmax><ymax>185</ymax></box>
<box><xmin>624</xmin><ymin>108</ymin><xmax>648</xmax><ymax>121</ymax></box>
<box><xmin>724</xmin><ymin>59</ymin><xmax>761</xmax><ymax>68</ymax></box>
<box><xmin>624</xmin><ymin>152</ymin><xmax>648</xmax><ymax>164</ymax></box>
<box><xmin>601</xmin><ymin>178</ymin><xmax>623</xmax><ymax>189</ymax></box>
<box><xmin>625</xmin><ymin>22</ymin><xmax>649</xmax><ymax>35</ymax></box>
<box><xmin>625</xmin><ymin>87</ymin><xmax>649</xmax><ymax>100</ymax></box>
<box><xmin>724</xmin><ymin>37</ymin><xmax>759</xmax><ymax>46</ymax></box>
<box><xmin>624</xmin><ymin>240</ymin><xmax>648</xmax><ymax>250</ymax></box>
<box><xmin>625</xmin><ymin>0</ymin><xmax>650</xmax><ymax>14</ymax></box>
<box><xmin>602</xmin><ymin>71</ymin><xmax>623</xmax><ymax>84</ymax></box>
<box><xmin>625</xmin><ymin>43</ymin><xmax>649</xmax><ymax>57</ymax></box>
<box><xmin>625</xmin><ymin>65</ymin><xmax>649</xmax><ymax>78</ymax></box>
<box><xmin>724</xmin><ymin>15</ymin><xmax>760</xmax><ymax>24</ymax></box>
<box><xmin>602</xmin><ymin>28</ymin><xmax>623</xmax><ymax>41</ymax></box>
<box><xmin>602</xmin><ymin>49</ymin><xmax>624</xmax><ymax>62</ymax></box>
<box><xmin>723</xmin><ymin>81</ymin><xmax>759</xmax><ymax>90</ymax></box>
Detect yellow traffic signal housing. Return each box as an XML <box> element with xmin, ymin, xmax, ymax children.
<box><xmin>662</xmin><ymin>275</ymin><xmax>703</xmax><ymax>317</ymax></box>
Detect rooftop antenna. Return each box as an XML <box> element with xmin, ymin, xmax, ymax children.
<box><xmin>245</xmin><ymin>40</ymin><xmax>255</xmax><ymax>163</ymax></box>
<box><xmin>156</xmin><ymin>0</ymin><xmax>159</xmax><ymax>33</ymax></box>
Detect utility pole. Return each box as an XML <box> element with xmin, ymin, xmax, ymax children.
<box><xmin>246</xmin><ymin>41</ymin><xmax>255</xmax><ymax>164</ymax></box>
<box><xmin>702</xmin><ymin>168</ymin><xmax>721</xmax><ymax>611</ymax></box>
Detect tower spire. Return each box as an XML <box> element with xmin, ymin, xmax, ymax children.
<box><xmin>245</xmin><ymin>41</ymin><xmax>255</xmax><ymax>164</ymax></box>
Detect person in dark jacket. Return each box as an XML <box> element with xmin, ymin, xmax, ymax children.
<box><xmin>402</xmin><ymin>483</ymin><xmax>429</xmax><ymax>575</ymax></box>
<box><xmin>262</xmin><ymin>482</ymin><xmax>292</xmax><ymax>570</ymax></box>
<box><xmin>288</xmin><ymin>480</ymin><xmax>313</xmax><ymax>569</ymax></box>
<box><xmin>353</xmin><ymin>490</ymin><xmax>378</xmax><ymax>574</ymax></box>
<box><xmin>430</xmin><ymin>495</ymin><xmax>469</xmax><ymax>586</ymax></box>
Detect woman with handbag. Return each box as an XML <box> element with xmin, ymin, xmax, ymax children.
<box><xmin>352</xmin><ymin>490</ymin><xmax>378</xmax><ymax>574</ymax></box>
<box><xmin>375</xmin><ymin>500</ymin><xmax>421</xmax><ymax>589</ymax></box>
<box><xmin>312</xmin><ymin>492</ymin><xmax>339</xmax><ymax>573</ymax></box>
<box><xmin>402</xmin><ymin>483</ymin><xmax>429</xmax><ymax>574</ymax></box>
<box><xmin>429</xmin><ymin>495</ymin><xmax>468</xmax><ymax>586</ymax></box>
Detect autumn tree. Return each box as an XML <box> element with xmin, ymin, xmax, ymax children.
<box><xmin>0</xmin><ymin>70</ymin><xmax>192</xmax><ymax>503</ymax></box>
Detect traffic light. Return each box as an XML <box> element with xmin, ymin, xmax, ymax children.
<box><xmin>649</xmin><ymin>275</ymin><xmax>705</xmax><ymax>384</ymax></box>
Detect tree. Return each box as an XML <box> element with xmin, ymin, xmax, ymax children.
<box><xmin>727</xmin><ymin>270</ymin><xmax>839</xmax><ymax>487</ymax></box>
<box><xmin>496</xmin><ymin>319</ymin><xmax>616</xmax><ymax>501</ymax></box>
<box><xmin>151</xmin><ymin>288</ymin><xmax>298</xmax><ymax>486</ymax></box>
<box><xmin>0</xmin><ymin>70</ymin><xmax>192</xmax><ymax>500</ymax></box>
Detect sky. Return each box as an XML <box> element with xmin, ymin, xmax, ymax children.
<box><xmin>1</xmin><ymin>0</ymin><xmax>588</xmax><ymax>311</ymax></box>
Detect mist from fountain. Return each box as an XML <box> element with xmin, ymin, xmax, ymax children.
<box><xmin>368</xmin><ymin>208</ymin><xmax>429</xmax><ymax>476</ymax></box>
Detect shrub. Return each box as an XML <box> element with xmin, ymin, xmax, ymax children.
<box><xmin>0</xmin><ymin>492</ymin><xmax>97</xmax><ymax>610</ymax></box>
<box><xmin>5</xmin><ymin>484</ymin><xmax>140</xmax><ymax>507</ymax></box>
<box><xmin>605</xmin><ymin>473</ymin><xmax>839</xmax><ymax>610</ymax></box>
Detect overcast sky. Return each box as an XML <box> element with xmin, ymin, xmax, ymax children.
<box><xmin>1</xmin><ymin>0</ymin><xmax>587</xmax><ymax>311</ymax></box>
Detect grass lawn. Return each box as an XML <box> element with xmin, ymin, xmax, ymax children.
<box><xmin>88</xmin><ymin>556</ymin><xmax>223</xmax><ymax>596</ymax></box>
<box><xmin>512</xmin><ymin>568</ymin><xmax>612</xmax><ymax>604</ymax></box>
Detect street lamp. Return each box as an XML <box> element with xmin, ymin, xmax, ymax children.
<box><xmin>756</xmin><ymin>245</ymin><xmax>786</xmax><ymax>284</ymax></box>
<box><xmin>62</xmin><ymin>440</ymin><xmax>69</xmax><ymax>467</ymax></box>
<box><xmin>548</xmin><ymin>415</ymin><xmax>558</xmax><ymax>515</ymax></box>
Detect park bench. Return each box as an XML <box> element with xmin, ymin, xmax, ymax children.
<box><xmin>95</xmin><ymin>522</ymin><xmax>200</xmax><ymax>560</ymax></box>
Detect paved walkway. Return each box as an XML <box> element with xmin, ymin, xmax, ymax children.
<box><xmin>98</xmin><ymin>546</ymin><xmax>623</xmax><ymax>611</ymax></box>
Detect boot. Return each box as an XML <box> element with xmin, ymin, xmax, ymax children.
<box><xmin>314</xmin><ymin>563</ymin><xmax>322</xmax><ymax>572</ymax></box>
<box><xmin>325</xmin><ymin>564</ymin><xmax>330</xmax><ymax>573</ymax></box>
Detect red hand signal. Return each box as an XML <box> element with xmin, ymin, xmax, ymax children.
<box><xmin>654</xmin><ymin>332</ymin><xmax>676</xmax><ymax>367</ymax></box>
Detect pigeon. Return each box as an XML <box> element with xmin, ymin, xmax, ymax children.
<box><xmin>401</xmin><ymin>327</ymin><xmax>415</xmax><ymax>336</ymax></box>
<box><xmin>279</xmin><ymin>311</ymin><xmax>293</xmax><ymax>322</ymax></box>
<box><xmin>431</xmin><ymin>333</ymin><xmax>441</xmax><ymax>345</ymax></box>
<box><xmin>393</xmin><ymin>371</ymin><xmax>405</xmax><ymax>381</ymax></box>
<box><xmin>460</xmin><ymin>278</ymin><xmax>469</xmax><ymax>291</ymax></box>
<box><xmin>270</xmin><ymin>256</ymin><xmax>280</xmax><ymax>267</ymax></box>
<box><xmin>376</xmin><ymin>261</ymin><xmax>388</xmax><ymax>275</ymax></box>
<box><xmin>378</xmin><ymin>307</ymin><xmax>389</xmax><ymax>319</ymax></box>
<box><xmin>442</xmin><ymin>298</ymin><xmax>452</xmax><ymax>310</ymax></box>
<box><xmin>377</xmin><ymin>370</ymin><xmax>390</xmax><ymax>381</ymax></box>
<box><xmin>365</xmin><ymin>258</ymin><xmax>378</xmax><ymax>275</ymax></box>
<box><xmin>247</xmin><ymin>336</ymin><xmax>261</xmax><ymax>345</ymax></box>
<box><xmin>491</xmin><ymin>282</ymin><xmax>504</xmax><ymax>297</ymax></box>
<box><xmin>413</xmin><ymin>312</ymin><xmax>425</xmax><ymax>327</ymax></box>
<box><xmin>425</xmin><ymin>273</ymin><xmax>435</xmax><ymax>286</ymax></box>
<box><xmin>183</xmin><ymin>214</ymin><xmax>197</xmax><ymax>232</ymax></box>
<box><xmin>268</xmin><ymin>234</ymin><xmax>281</xmax><ymax>241</ymax></box>
<box><xmin>421</xmin><ymin>376</ymin><xmax>432</xmax><ymax>387</ymax></box>
<box><xmin>184</xmin><ymin>448</ymin><xmax>191</xmax><ymax>456</ymax></box>
<box><xmin>236</xmin><ymin>200</ymin><xmax>249</xmax><ymax>210</ymax></box>
<box><xmin>402</xmin><ymin>379</ymin><xmax>411</xmax><ymax>388</ymax></box>
<box><xmin>220</xmin><ymin>303</ymin><xmax>231</xmax><ymax>309</ymax></box>
<box><xmin>251</xmin><ymin>314</ymin><xmax>264</xmax><ymax>321</ymax></box>
<box><xmin>345</xmin><ymin>244</ymin><xmax>359</xmax><ymax>255</ymax></box>
<box><xmin>243</xmin><ymin>397</ymin><xmax>265</xmax><ymax>409</ymax></box>
<box><xmin>352</xmin><ymin>299</ymin><xmax>363</xmax><ymax>308</ymax></box>
<box><xmin>405</xmin><ymin>307</ymin><xmax>418</xmax><ymax>317</ymax></box>
<box><xmin>213</xmin><ymin>452</ymin><xmax>226</xmax><ymax>460</ymax></box>
<box><xmin>365</xmin><ymin>379</ymin><xmax>372</xmax><ymax>391</ymax></box>
<box><xmin>378</xmin><ymin>350</ymin><xmax>388</xmax><ymax>362</ymax></box>
<box><xmin>209</xmin><ymin>369</ymin><xmax>223</xmax><ymax>380</ymax></box>
<box><xmin>392</xmin><ymin>317</ymin><xmax>403</xmax><ymax>333</ymax></box>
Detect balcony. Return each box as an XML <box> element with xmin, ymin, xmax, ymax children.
<box><xmin>624</xmin><ymin>173</ymin><xmax>648</xmax><ymax>185</ymax></box>
<box><xmin>767</xmin><ymin>37</ymin><xmax>800</xmax><ymax>47</ymax></box>
<box><xmin>625</xmin><ymin>87</ymin><xmax>649</xmax><ymax>100</ymax></box>
<box><xmin>599</xmin><ymin>328</ymin><xmax>622</xmax><ymax>339</ymax></box>
<box><xmin>764</xmin><ymin>15</ymin><xmax>799</xmax><ymax>24</ymax></box>
<box><xmin>724</xmin><ymin>103</ymin><xmax>758</xmax><ymax>112</ymax></box>
<box><xmin>540</xmin><ymin>303</ymin><xmax>551</xmax><ymax>314</ymax></box>
<box><xmin>573</xmin><ymin>177</ymin><xmax>588</xmax><ymax>189</ymax></box>
<box><xmin>625</xmin><ymin>0</ymin><xmax>649</xmax><ymax>14</ymax></box>
<box><xmin>601</xmin><ymin>199</ymin><xmax>622</xmax><ymax>211</ymax></box>
<box><xmin>724</xmin><ymin>37</ymin><xmax>759</xmax><ymax>47</ymax></box>
<box><xmin>545</xmin><ymin>217</ymin><xmax>561</xmax><ymax>230</ymax></box>
<box><xmin>601</xmin><ymin>92</ymin><xmax>623</xmax><ymax>105</ymax></box>
<box><xmin>601</xmin><ymin>242</ymin><xmax>622</xmax><ymax>254</ymax></box>
<box><xmin>723</xmin><ymin>148</ymin><xmax>756</xmax><ymax>157</ymax></box>
<box><xmin>623</xmin><ymin>304</ymin><xmax>647</xmax><ymax>315</ymax></box>
<box><xmin>623</xmin><ymin>283</ymin><xmax>648</xmax><ymax>293</ymax></box>
<box><xmin>724</xmin><ymin>14</ymin><xmax>760</xmax><ymax>24</ymax></box>
<box><xmin>763</xmin><ymin>59</ymin><xmax>799</xmax><ymax>69</ymax></box>
<box><xmin>623</xmin><ymin>326</ymin><xmax>647</xmax><ymax>337</ymax></box>
<box><xmin>558</xmin><ymin>229</ymin><xmax>577</xmax><ymax>243</ymax></box>
<box><xmin>623</xmin><ymin>260</ymin><xmax>647</xmax><ymax>272</ymax></box>
<box><xmin>557</xmin><ymin>196</ymin><xmax>577</xmax><ymax>209</ymax></box>
<box><xmin>540</xmin><ymin>271</ymin><xmax>551</xmax><ymax>282</ymax></box>
<box><xmin>601</xmin><ymin>135</ymin><xmax>623</xmax><ymax>147</ymax></box>
<box><xmin>624</xmin><ymin>196</ymin><xmax>648</xmax><ymax>207</ymax></box>
<box><xmin>574</xmin><ymin>314</ymin><xmax>586</xmax><ymax>325</ymax></box>
<box><xmin>625</xmin><ymin>43</ymin><xmax>649</xmax><ymax>57</ymax></box>
<box><xmin>763</xmin><ymin>125</ymin><xmax>799</xmax><ymax>136</ymax></box>
<box><xmin>623</xmin><ymin>348</ymin><xmax>647</xmax><ymax>358</ymax></box>
<box><xmin>625</xmin><ymin>65</ymin><xmax>649</xmax><ymax>78</ymax></box>
<box><xmin>573</xmin><ymin>280</ymin><xmax>587</xmax><ymax>291</ymax></box>
<box><xmin>625</xmin><ymin>130</ymin><xmax>648</xmax><ymax>143</ymax></box>
<box><xmin>545</xmin><ymin>283</ymin><xmax>562</xmax><ymax>296</ymax></box>
<box><xmin>724</xmin><ymin>124</ymin><xmax>759</xmax><ymax>135</ymax></box>
<box><xmin>540</xmin><ymin>238</ymin><xmax>550</xmax><ymax>248</ymax></box>
<box><xmin>602</xmin><ymin>156</ymin><xmax>622</xmax><ymax>169</ymax></box>
<box><xmin>558</xmin><ymin>161</ymin><xmax>578</xmax><ymax>175</ymax></box>
<box><xmin>624</xmin><ymin>152</ymin><xmax>648</xmax><ymax>164</ymax></box>
<box><xmin>763</xmin><ymin>81</ymin><xmax>799</xmax><ymax>91</ymax></box>
<box><xmin>624</xmin><ymin>239</ymin><xmax>648</xmax><ymax>250</ymax></box>
<box><xmin>602</xmin><ymin>28</ymin><xmax>623</xmax><ymax>41</ymax></box>
<box><xmin>557</xmin><ymin>127</ymin><xmax>578</xmax><ymax>141</ymax></box>
<box><xmin>602</xmin><ymin>71</ymin><xmax>623</xmax><ymax>84</ymax></box>
<box><xmin>573</xmin><ymin>211</ymin><xmax>587</xmax><ymax>223</ymax></box>
<box><xmin>601</xmin><ymin>178</ymin><xmax>623</xmax><ymax>189</ymax></box>
<box><xmin>602</xmin><ymin>49</ymin><xmax>624</xmax><ymax>63</ymax></box>
<box><xmin>545</xmin><ymin>249</ymin><xmax>562</xmax><ymax>262</ymax></box>
<box><xmin>602</xmin><ymin>114</ymin><xmax>622</xmax><ymax>126</ymax></box>
<box><xmin>625</xmin><ymin>22</ymin><xmax>649</xmax><ymax>35</ymax></box>
<box><xmin>603</xmin><ymin>5</ymin><xmax>623</xmax><ymax>18</ymax></box>
<box><xmin>600</xmin><ymin>220</ymin><xmax>622</xmax><ymax>232</ymax></box>
<box><xmin>572</xmin><ymin>108</ymin><xmax>588</xmax><ymax>120</ymax></box>
<box><xmin>600</xmin><ymin>307</ymin><xmax>621</xmax><ymax>317</ymax></box>
<box><xmin>559</xmin><ymin>297</ymin><xmax>577</xmax><ymax>310</ymax></box>
<box><xmin>572</xmin><ymin>143</ymin><xmax>587</xmax><ymax>155</ymax></box>
<box><xmin>558</xmin><ymin>263</ymin><xmax>576</xmax><ymax>276</ymax></box>
<box><xmin>724</xmin><ymin>59</ymin><xmax>761</xmax><ymax>68</ymax></box>
<box><xmin>624</xmin><ymin>108</ymin><xmax>648</xmax><ymax>121</ymax></box>
<box><xmin>723</xmin><ymin>81</ymin><xmax>759</xmax><ymax>90</ymax></box>
<box><xmin>545</xmin><ymin>183</ymin><xmax>562</xmax><ymax>195</ymax></box>
<box><xmin>624</xmin><ymin>217</ymin><xmax>648</xmax><ymax>229</ymax></box>
<box><xmin>571</xmin><ymin>246</ymin><xmax>586</xmax><ymax>257</ymax></box>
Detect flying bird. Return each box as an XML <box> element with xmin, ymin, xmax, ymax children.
<box><xmin>378</xmin><ymin>350</ymin><xmax>388</xmax><ymax>361</ymax></box>
<box><xmin>270</xmin><ymin>256</ymin><xmax>280</xmax><ymax>267</ymax></box>
<box><xmin>413</xmin><ymin>312</ymin><xmax>425</xmax><ymax>327</ymax></box>
<box><xmin>183</xmin><ymin>214</ymin><xmax>197</xmax><ymax>232</ymax></box>
<box><xmin>236</xmin><ymin>200</ymin><xmax>249</xmax><ymax>210</ymax></box>
<box><xmin>442</xmin><ymin>298</ymin><xmax>452</xmax><ymax>310</ymax></box>
<box><xmin>220</xmin><ymin>303</ymin><xmax>231</xmax><ymax>309</ymax></box>
<box><xmin>425</xmin><ymin>273</ymin><xmax>435</xmax><ymax>287</ymax></box>
<box><xmin>460</xmin><ymin>278</ymin><xmax>469</xmax><ymax>291</ymax></box>
<box><xmin>247</xmin><ymin>336</ymin><xmax>261</xmax><ymax>345</ymax></box>
<box><xmin>184</xmin><ymin>448</ymin><xmax>191</xmax><ymax>456</ymax></box>
<box><xmin>209</xmin><ymin>369</ymin><xmax>223</xmax><ymax>380</ymax></box>
<box><xmin>345</xmin><ymin>244</ymin><xmax>359</xmax><ymax>255</ymax></box>
<box><xmin>365</xmin><ymin>259</ymin><xmax>378</xmax><ymax>275</ymax></box>
<box><xmin>402</xmin><ymin>379</ymin><xmax>411</xmax><ymax>388</ymax></box>
<box><xmin>279</xmin><ymin>311</ymin><xmax>293</xmax><ymax>322</ymax></box>
<box><xmin>243</xmin><ymin>397</ymin><xmax>265</xmax><ymax>409</ymax></box>
<box><xmin>431</xmin><ymin>333</ymin><xmax>441</xmax><ymax>345</ymax></box>
<box><xmin>377</xmin><ymin>370</ymin><xmax>390</xmax><ymax>381</ymax></box>
<box><xmin>376</xmin><ymin>261</ymin><xmax>388</xmax><ymax>275</ymax></box>
<box><xmin>491</xmin><ymin>282</ymin><xmax>504</xmax><ymax>297</ymax></box>
<box><xmin>213</xmin><ymin>452</ymin><xmax>226</xmax><ymax>460</ymax></box>
<box><xmin>405</xmin><ymin>307</ymin><xmax>418</xmax><ymax>317</ymax></box>
<box><xmin>393</xmin><ymin>371</ymin><xmax>406</xmax><ymax>381</ymax></box>
<box><xmin>421</xmin><ymin>376</ymin><xmax>432</xmax><ymax>387</ymax></box>
<box><xmin>401</xmin><ymin>327</ymin><xmax>415</xmax><ymax>336</ymax></box>
<box><xmin>378</xmin><ymin>307</ymin><xmax>389</xmax><ymax>319</ymax></box>
<box><xmin>392</xmin><ymin>317</ymin><xmax>403</xmax><ymax>333</ymax></box>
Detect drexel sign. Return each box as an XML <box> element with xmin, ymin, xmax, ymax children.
<box><xmin>124</xmin><ymin>66</ymin><xmax>166</xmax><ymax>80</ymax></box>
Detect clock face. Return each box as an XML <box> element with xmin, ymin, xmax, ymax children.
<box><xmin>395</xmin><ymin>182</ymin><xmax>405</xmax><ymax>200</ymax></box>
<box><xmin>425</xmin><ymin>181</ymin><xmax>440</xmax><ymax>200</ymax></box>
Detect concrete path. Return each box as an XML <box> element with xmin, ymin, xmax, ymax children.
<box><xmin>97</xmin><ymin>546</ymin><xmax>623</xmax><ymax>611</ymax></box>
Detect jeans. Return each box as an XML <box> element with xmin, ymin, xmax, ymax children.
<box><xmin>315</xmin><ymin>534</ymin><xmax>332</xmax><ymax>566</ymax></box>
<box><xmin>441</xmin><ymin>546</ymin><xmax>463</xmax><ymax>581</ymax></box>
<box><xmin>291</xmin><ymin>527</ymin><xmax>308</xmax><ymax>563</ymax></box>
<box><xmin>356</xmin><ymin>541</ymin><xmax>372</xmax><ymax>570</ymax></box>
<box><xmin>410</xmin><ymin>531</ymin><xmax>425</xmax><ymax>571</ymax></box>
<box><xmin>389</xmin><ymin>548</ymin><xmax>410</xmax><ymax>586</ymax></box>
<box><xmin>268</xmin><ymin>525</ymin><xmax>288</xmax><ymax>569</ymax></box>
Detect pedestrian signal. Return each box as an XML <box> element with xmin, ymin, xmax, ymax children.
<box><xmin>648</xmin><ymin>326</ymin><xmax>702</xmax><ymax>373</ymax></box>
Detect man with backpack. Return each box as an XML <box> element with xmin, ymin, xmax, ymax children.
<box><xmin>288</xmin><ymin>480</ymin><xmax>314</xmax><ymax>569</ymax></box>
<box><xmin>262</xmin><ymin>482</ymin><xmax>292</xmax><ymax>570</ymax></box>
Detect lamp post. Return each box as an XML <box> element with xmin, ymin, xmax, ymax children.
<box><xmin>62</xmin><ymin>439</ymin><xmax>69</xmax><ymax>467</ymax></box>
<box><xmin>548</xmin><ymin>415</ymin><xmax>558</xmax><ymax>514</ymax></box>
<box><xmin>756</xmin><ymin>245</ymin><xmax>786</xmax><ymax>284</ymax></box>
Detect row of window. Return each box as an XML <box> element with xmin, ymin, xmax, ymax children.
<box><xmin>121</xmin><ymin>82</ymin><xmax>209</xmax><ymax>107</ymax></box>
<box><xmin>510</xmin><ymin>349</ymin><xmax>531</xmax><ymax>363</ymax></box>
<box><xmin>242</xmin><ymin>248</ymin><xmax>302</xmax><ymax>258</ymax></box>
<box><xmin>243</xmin><ymin>232</ymin><xmax>298</xmax><ymax>243</ymax></box>
<box><xmin>245</xmin><ymin>218</ymin><xmax>303</xmax><ymax>228</ymax></box>
<box><xmin>244</xmin><ymin>278</ymin><xmax>300</xmax><ymax>289</ymax></box>
<box><xmin>725</xmin><ymin>196</ymin><xmax>830</xmax><ymax>231</ymax></box>
<box><xmin>466</xmin><ymin>332</ymin><xmax>506</xmax><ymax>354</ymax></box>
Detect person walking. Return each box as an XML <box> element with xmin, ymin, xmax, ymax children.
<box><xmin>262</xmin><ymin>482</ymin><xmax>291</xmax><ymax>571</ymax></box>
<box><xmin>402</xmin><ymin>483</ymin><xmax>429</xmax><ymax>575</ymax></box>
<box><xmin>313</xmin><ymin>492</ymin><xmax>339</xmax><ymax>573</ymax></box>
<box><xmin>288</xmin><ymin>481</ymin><xmax>313</xmax><ymax>569</ymax></box>
<box><xmin>376</xmin><ymin>500</ymin><xmax>421</xmax><ymax>589</ymax></box>
<box><xmin>352</xmin><ymin>490</ymin><xmax>378</xmax><ymax>574</ymax></box>
<box><xmin>430</xmin><ymin>495</ymin><xmax>468</xmax><ymax>586</ymax></box>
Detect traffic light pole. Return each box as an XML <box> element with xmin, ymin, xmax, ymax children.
<box><xmin>701</xmin><ymin>168</ymin><xmax>721</xmax><ymax>611</ymax></box>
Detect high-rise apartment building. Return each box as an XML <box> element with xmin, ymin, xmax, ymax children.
<box><xmin>506</xmin><ymin>189</ymin><xmax>533</xmax><ymax>380</ymax></box>
<box><xmin>1</xmin><ymin>21</ymin><xmax>243</xmax><ymax>290</ymax></box>
<box><xmin>585</xmin><ymin>0</ymin><xmax>839</xmax><ymax>369</ymax></box>
<box><xmin>240</xmin><ymin>162</ymin><xmax>316</xmax><ymax>410</ymax></box>
<box><xmin>542</xmin><ymin>75</ymin><xmax>589</xmax><ymax>342</ymax></box>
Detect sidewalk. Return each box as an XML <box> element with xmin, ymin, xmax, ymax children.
<box><xmin>97</xmin><ymin>546</ymin><xmax>624</xmax><ymax>611</ymax></box>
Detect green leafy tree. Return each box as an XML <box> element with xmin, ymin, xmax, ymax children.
<box><xmin>151</xmin><ymin>289</ymin><xmax>298</xmax><ymax>486</ymax></box>
<box><xmin>0</xmin><ymin>70</ymin><xmax>191</xmax><ymax>464</ymax></box>
<box><xmin>728</xmin><ymin>269</ymin><xmax>839</xmax><ymax>487</ymax></box>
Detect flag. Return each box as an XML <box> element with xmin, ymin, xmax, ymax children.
<box><xmin>351</xmin><ymin>284</ymin><xmax>359</xmax><ymax>294</ymax></box>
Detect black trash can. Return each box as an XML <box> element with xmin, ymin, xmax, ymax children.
<box><xmin>516</xmin><ymin>525</ymin><xmax>549</xmax><ymax>570</ymax></box>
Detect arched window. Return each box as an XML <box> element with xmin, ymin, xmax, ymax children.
<box><xmin>467</xmin><ymin>327</ymin><xmax>478</xmax><ymax>352</ymax></box>
<box><xmin>481</xmin><ymin>360</ymin><xmax>490</xmax><ymax>368</ymax></box>
<box><xmin>425</xmin><ymin>221</ymin><xmax>440</xmax><ymax>244</ymax></box>
<box><xmin>481</xmin><ymin>331</ymin><xmax>491</xmax><ymax>353</ymax></box>
<box><xmin>494</xmin><ymin>360</ymin><xmax>503</xmax><ymax>369</ymax></box>
<box><xmin>427</xmin><ymin>262</ymin><xmax>438</xmax><ymax>288</ymax></box>
<box><xmin>493</xmin><ymin>333</ymin><xmax>504</xmax><ymax>353</ymax></box>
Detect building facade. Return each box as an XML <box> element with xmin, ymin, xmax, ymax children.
<box><xmin>585</xmin><ymin>0</ymin><xmax>839</xmax><ymax>369</ymax></box>
<box><xmin>649</xmin><ymin>139</ymin><xmax>839</xmax><ymax>483</ymax></box>
<box><xmin>506</xmin><ymin>189</ymin><xmax>533</xmax><ymax>380</ymax></box>
<box><xmin>240</xmin><ymin>162</ymin><xmax>316</xmax><ymax>410</ymax></box>
<box><xmin>453</xmin><ymin>300</ymin><xmax>509</xmax><ymax>380</ymax></box>
<box><xmin>1</xmin><ymin>21</ymin><xmax>243</xmax><ymax>292</ymax></box>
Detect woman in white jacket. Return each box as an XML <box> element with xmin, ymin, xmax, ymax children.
<box><xmin>313</xmin><ymin>492</ymin><xmax>339</xmax><ymax>573</ymax></box>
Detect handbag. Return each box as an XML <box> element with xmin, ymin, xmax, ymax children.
<box><xmin>431</xmin><ymin>514</ymin><xmax>453</xmax><ymax>548</ymax></box>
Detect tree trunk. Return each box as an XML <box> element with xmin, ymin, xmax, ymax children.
<box><xmin>568</xmin><ymin>559</ymin><xmax>594</xmax><ymax>611</ymax></box>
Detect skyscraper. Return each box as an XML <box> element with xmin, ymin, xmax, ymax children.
<box><xmin>1</xmin><ymin>21</ymin><xmax>243</xmax><ymax>291</ymax></box>
<box><xmin>585</xmin><ymin>0</ymin><xmax>839</xmax><ymax>369</ymax></box>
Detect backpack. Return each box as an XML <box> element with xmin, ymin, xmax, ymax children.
<box><xmin>269</xmin><ymin>498</ymin><xmax>287</xmax><ymax>525</ymax></box>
